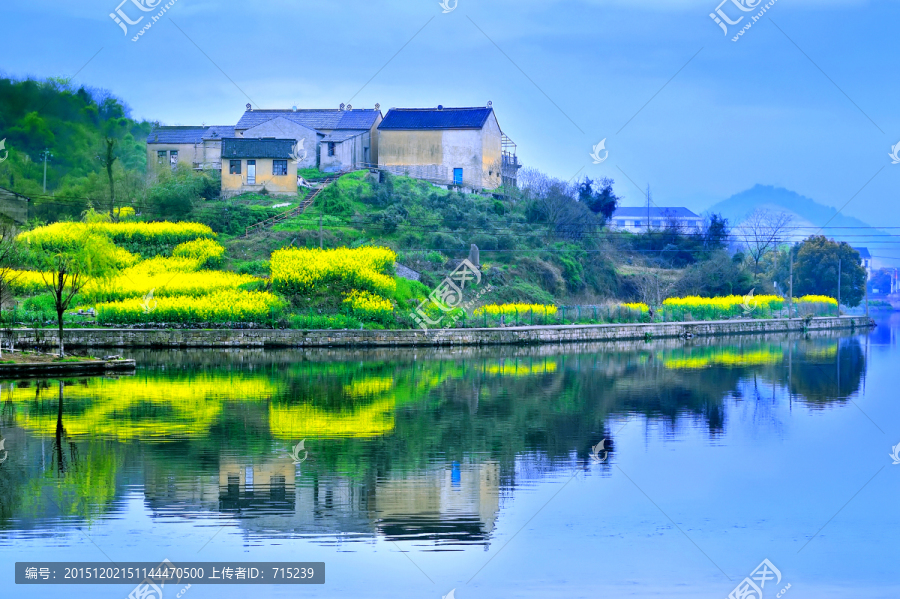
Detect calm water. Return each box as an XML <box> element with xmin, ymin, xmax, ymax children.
<box><xmin>1</xmin><ymin>316</ymin><xmax>899</xmax><ymax>598</ymax></box>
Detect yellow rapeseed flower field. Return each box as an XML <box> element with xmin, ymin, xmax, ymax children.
<box><xmin>95</xmin><ymin>289</ymin><xmax>284</xmax><ymax>324</ymax></box>
<box><xmin>271</xmin><ymin>246</ymin><xmax>396</xmax><ymax>296</ymax></box>
<box><xmin>796</xmin><ymin>295</ymin><xmax>838</xmax><ymax>306</ymax></box>
<box><xmin>662</xmin><ymin>294</ymin><xmax>784</xmax><ymax>319</ymax></box>
<box><xmin>473</xmin><ymin>303</ymin><xmax>558</xmax><ymax>317</ymax></box>
<box><xmin>18</xmin><ymin>221</ymin><xmax>215</xmax><ymax>249</ymax></box>
<box><xmin>342</xmin><ymin>289</ymin><xmax>394</xmax><ymax>323</ymax></box>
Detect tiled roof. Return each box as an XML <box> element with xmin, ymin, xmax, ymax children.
<box><xmin>378</xmin><ymin>107</ymin><xmax>493</xmax><ymax>130</ymax></box>
<box><xmin>612</xmin><ymin>207</ymin><xmax>700</xmax><ymax>219</ymax></box>
<box><xmin>321</xmin><ymin>130</ymin><xmax>366</xmax><ymax>142</ymax></box>
<box><xmin>203</xmin><ymin>125</ymin><xmax>235</xmax><ymax>139</ymax></box>
<box><xmin>221</xmin><ymin>138</ymin><xmax>294</xmax><ymax>159</ymax></box>
<box><xmin>147</xmin><ymin>126</ymin><xmax>234</xmax><ymax>144</ymax></box>
<box><xmin>235</xmin><ymin>109</ymin><xmax>381</xmax><ymax>131</ymax></box>
<box><xmin>853</xmin><ymin>247</ymin><xmax>871</xmax><ymax>259</ymax></box>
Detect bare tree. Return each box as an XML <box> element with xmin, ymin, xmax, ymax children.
<box><xmin>739</xmin><ymin>208</ymin><xmax>793</xmax><ymax>279</ymax></box>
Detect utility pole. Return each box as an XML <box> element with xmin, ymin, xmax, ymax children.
<box><xmin>788</xmin><ymin>249</ymin><xmax>793</xmax><ymax>318</ymax></box>
<box><xmin>646</xmin><ymin>184</ymin><xmax>651</xmax><ymax>233</ymax></box>
<box><xmin>865</xmin><ymin>271</ymin><xmax>869</xmax><ymax>318</ymax></box>
<box><xmin>40</xmin><ymin>149</ymin><xmax>52</xmax><ymax>193</ymax></box>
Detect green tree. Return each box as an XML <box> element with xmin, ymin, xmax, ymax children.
<box><xmin>23</xmin><ymin>229</ymin><xmax>120</xmax><ymax>355</ymax></box>
<box><xmin>793</xmin><ymin>235</ymin><xmax>867</xmax><ymax>307</ymax></box>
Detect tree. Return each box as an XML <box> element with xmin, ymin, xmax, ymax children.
<box><xmin>739</xmin><ymin>208</ymin><xmax>793</xmax><ymax>279</ymax></box>
<box><xmin>577</xmin><ymin>177</ymin><xmax>620</xmax><ymax>223</ymax></box>
<box><xmin>793</xmin><ymin>235</ymin><xmax>867</xmax><ymax>307</ymax></box>
<box><xmin>702</xmin><ymin>213</ymin><xmax>729</xmax><ymax>251</ymax></box>
<box><xmin>23</xmin><ymin>229</ymin><xmax>120</xmax><ymax>356</ymax></box>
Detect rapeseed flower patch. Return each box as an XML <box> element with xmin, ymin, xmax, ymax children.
<box><xmin>271</xmin><ymin>246</ymin><xmax>396</xmax><ymax>296</ymax></box>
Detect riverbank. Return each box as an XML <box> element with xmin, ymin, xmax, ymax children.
<box><xmin>0</xmin><ymin>351</ymin><xmax>136</xmax><ymax>378</ymax></box>
<box><xmin>9</xmin><ymin>316</ymin><xmax>873</xmax><ymax>349</ymax></box>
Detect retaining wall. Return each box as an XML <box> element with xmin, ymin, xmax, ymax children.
<box><xmin>10</xmin><ymin>316</ymin><xmax>874</xmax><ymax>349</ymax></box>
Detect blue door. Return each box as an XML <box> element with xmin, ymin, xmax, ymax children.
<box><xmin>453</xmin><ymin>168</ymin><xmax>463</xmax><ymax>185</ymax></box>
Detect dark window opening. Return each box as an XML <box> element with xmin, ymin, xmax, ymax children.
<box><xmin>272</xmin><ymin>159</ymin><xmax>288</xmax><ymax>176</ymax></box>
<box><xmin>327</xmin><ymin>142</ymin><xmax>335</xmax><ymax>156</ymax></box>
<box><xmin>157</xmin><ymin>150</ymin><xmax>166</xmax><ymax>164</ymax></box>
<box><xmin>229</xmin><ymin>160</ymin><xmax>241</xmax><ymax>175</ymax></box>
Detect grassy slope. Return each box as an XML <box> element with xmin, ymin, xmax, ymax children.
<box><xmin>221</xmin><ymin>169</ymin><xmax>623</xmax><ymax>308</ymax></box>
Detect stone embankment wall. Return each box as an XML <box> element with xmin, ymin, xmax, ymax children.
<box><xmin>11</xmin><ymin>316</ymin><xmax>873</xmax><ymax>349</ymax></box>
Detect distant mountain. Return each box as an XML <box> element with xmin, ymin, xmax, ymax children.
<box><xmin>706</xmin><ymin>185</ymin><xmax>874</xmax><ymax>233</ymax></box>
<box><xmin>705</xmin><ymin>185</ymin><xmax>898</xmax><ymax>267</ymax></box>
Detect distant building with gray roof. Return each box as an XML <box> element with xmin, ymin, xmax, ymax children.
<box><xmin>609</xmin><ymin>207</ymin><xmax>704</xmax><ymax>233</ymax></box>
<box><xmin>146</xmin><ymin>125</ymin><xmax>236</xmax><ymax>172</ymax></box>
<box><xmin>234</xmin><ymin>104</ymin><xmax>382</xmax><ymax>172</ymax></box>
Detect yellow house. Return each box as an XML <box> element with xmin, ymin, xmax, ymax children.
<box><xmin>221</xmin><ymin>138</ymin><xmax>298</xmax><ymax>198</ymax></box>
<box><xmin>377</xmin><ymin>104</ymin><xmax>520</xmax><ymax>191</ymax></box>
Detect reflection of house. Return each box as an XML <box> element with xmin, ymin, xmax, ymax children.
<box><xmin>141</xmin><ymin>455</ymin><xmax>500</xmax><ymax>546</ymax></box>
<box><xmin>220</xmin><ymin>138</ymin><xmax>298</xmax><ymax>197</ymax></box>
<box><xmin>233</xmin><ymin>105</ymin><xmax>382</xmax><ymax>172</ymax></box>
<box><xmin>609</xmin><ymin>207</ymin><xmax>703</xmax><ymax>233</ymax></box>
<box><xmin>146</xmin><ymin>125</ymin><xmax>235</xmax><ymax>171</ymax></box>
<box><xmin>218</xmin><ymin>459</ymin><xmax>295</xmax><ymax>512</ymax></box>
<box><xmin>377</xmin><ymin>105</ymin><xmax>518</xmax><ymax>190</ymax></box>
<box><xmin>372</xmin><ymin>461</ymin><xmax>500</xmax><ymax>543</ymax></box>
<box><xmin>0</xmin><ymin>186</ymin><xmax>29</xmax><ymax>223</ymax></box>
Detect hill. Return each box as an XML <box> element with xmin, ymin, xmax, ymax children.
<box><xmin>707</xmin><ymin>185</ymin><xmax>880</xmax><ymax>245</ymax></box>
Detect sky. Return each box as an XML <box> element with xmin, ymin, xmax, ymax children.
<box><xmin>1</xmin><ymin>0</ymin><xmax>898</xmax><ymax>223</ymax></box>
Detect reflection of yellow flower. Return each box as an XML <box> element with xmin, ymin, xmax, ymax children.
<box><xmin>269</xmin><ymin>398</ymin><xmax>396</xmax><ymax>439</ymax></box>
<box><xmin>7</xmin><ymin>374</ymin><xmax>277</xmax><ymax>440</ymax></box>
<box><xmin>663</xmin><ymin>348</ymin><xmax>783</xmax><ymax>369</ymax></box>
<box><xmin>343</xmin><ymin>376</ymin><xmax>394</xmax><ymax>398</ymax></box>
<box><xmin>483</xmin><ymin>361</ymin><xmax>557</xmax><ymax>376</ymax></box>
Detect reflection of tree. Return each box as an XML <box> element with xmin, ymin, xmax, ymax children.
<box><xmin>786</xmin><ymin>339</ymin><xmax>865</xmax><ymax>405</ymax></box>
<box><xmin>8</xmin><ymin>381</ymin><xmax>122</xmax><ymax>526</ymax></box>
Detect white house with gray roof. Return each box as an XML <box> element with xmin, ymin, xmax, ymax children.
<box><xmin>146</xmin><ymin>125</ymin><xmax>235</xmax><ymax>171</ymax></box>
<box><xmin>609</xmin><ymin>207</ymin><xmax>704</xmax><ymax>233</ymax></box>
<box><xmin>234</xmin><ymin>104</ymin><xmax>382</xmax><ymax>172</ymax></box>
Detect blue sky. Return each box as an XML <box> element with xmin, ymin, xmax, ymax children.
<box><xmin>2</xmin><ymin>0</ymin><xmax>898</xmax><ymax>222</ymax></box>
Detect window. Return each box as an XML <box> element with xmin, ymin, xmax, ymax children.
<box><xmin>327</xmin><ymin>142</ymin><xmax>335</xmax><ymax>156</ymax></box>
<box><xmin>634</xmin><ymin>220</ymin><xmax>642</xmax><ymax>227</ymax></box>
<box><xmin>157</xmin><ymin>150</ymin><xmax>166</xmax><ymax>164</ymax></box>
<box><xmin>247</xmin><ymin>160</ymin><xmax>256</xmax><ymax>185</ymax></box>
<box><xmin>229</xmin><ymin>160</ymin><xmax>241</xmax><ymax>175</ymax></box>
<box><xmin>272</xmin><ymin>159</ymin><xmax>288</xmax><ymax>176</ymax></box>
<box><xmin>453</xmin><ymin>168</ymin><xmax>463</xmax><ymax>185</ymax></box>
<box><xmin>169</xmin><ymin>150</ymin><xmax>178</xmax><ymax>165</ymax></box>
<box><xmin>652</xmin><ymin>220</ymin><xmax>662</xmax><ymax>227</ymax></box>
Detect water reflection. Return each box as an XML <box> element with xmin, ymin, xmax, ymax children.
<box><xmin>0</xmin><ymin>328</ymin><xmax>871</xmax><ymax>549</ymax></box>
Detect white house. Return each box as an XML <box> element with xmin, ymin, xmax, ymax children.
<box><xmin>609</xmin><ymin>207</ymin><xmax>703</xmax><ymax>233</ymax></box>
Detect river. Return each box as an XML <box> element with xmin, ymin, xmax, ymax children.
<box><xmin>1</xmin><ymin>314</ymin><xmax>898</xmax><ymax>598</ymax></box>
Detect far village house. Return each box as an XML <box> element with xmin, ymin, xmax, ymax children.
<box><xmin>146</xmin><ymin>125</ymin><xmax>235</xmax><ymax>171</ymax></box>
<box><xmin>220</xmin><ymin>138</ymin><xmax>298</xmax><ymax>197</ymax></box>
